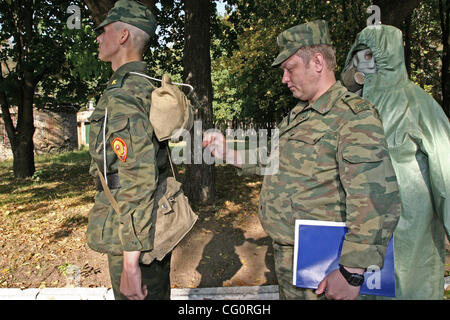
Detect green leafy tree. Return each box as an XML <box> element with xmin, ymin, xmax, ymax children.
<box><xmin>211</xmin><ymin>64</ymin><xmax>241</xmax><ymax>130</ymax></box>
<box><xmin>0</xmin><ymin>0</ymin><xmax>107</xmax><ymax>178</ymax></box>
<box><xmin>408</xmin><ymin>1</ymin><xmax>443</xmax><ymax>98</ymax></box>
<box><xmin>400</xmin><ymin>0</ymin><xmax>449</xmax><ymax>116</ymax></box>
<box><xmin>439</xmin><ymin>0</ymin><xmax>450</xmax><ymax>116</ymax></box>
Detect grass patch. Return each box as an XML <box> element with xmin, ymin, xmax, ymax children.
<box><xmin>0</xmin><ymin>150</ymin><xmax>94</xmax><ymax>208</ymax></box>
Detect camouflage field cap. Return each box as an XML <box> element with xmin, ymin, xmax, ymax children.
<box><xmin>95</xmin><ymin>0</ymin><xmax>157</xmax><ymax>37</ymax></box>
<box><xmin>272</xmin><ymin>20</ymin><xmax>332</xmax><ymax>67</ymax></box>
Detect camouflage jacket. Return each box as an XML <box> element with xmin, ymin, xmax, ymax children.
<box><xmin>241</xmin><ymin>81</ymin><xmax>401</xmax><ymax>268</ymax></box>
<box><xmin>86</xmin><ymin>61</ymin><xmax>169</xmax><ymax>255</ymax></box>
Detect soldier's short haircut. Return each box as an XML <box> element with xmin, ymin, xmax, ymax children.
<box><xmin>296</xmin><ymin>44</ymin><xmax>337</xmax><ymax>71</ymax></box>
<box><xmin>114</xmin><ymin>21</ymin><xmax>150</xmax><ymax>55</ymax></box>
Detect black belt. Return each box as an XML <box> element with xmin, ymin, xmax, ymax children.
<box><xmin>97</xmin><ymin>173</ymin><xmax>121</xmax><ymax>191</ymax></box>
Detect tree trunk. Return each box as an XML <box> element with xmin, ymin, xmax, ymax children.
<box><xmin>183</xmin><ymin>0</ymin><xmax>216</xmax><ymax>204</ymax></box>
<box><xmin>373</xmin><ymin>0</ymin><xmax>422</xmax><ymax>28</ymax></box>
<box><xmin>13</xmin><ymin>72</ymin><xmax>36</xmax><ymax>178</ymax></box>
<box><xmin>12</xmin><ymin>132</ymin><xmax>35</xmax><ymax>179</ymax></box>
<box><xmin>0</xmin><ymin>74</ymin><xmax>36</xmax><ymax>179</ymax></box>
<box><xmin>439</xmin><ymin>0</ymin><xmax>450</xmax><ymax>117</ymax></box>
<box><xmin>0</xmin><ymin>0</ymin><xmax>36</xmax><ymax>178</ymax></box>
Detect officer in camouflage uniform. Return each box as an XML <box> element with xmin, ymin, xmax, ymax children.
<box><xmin>86</xmin><ymin>0</ymin><xmax>170</xmax><ymax>300</ymax></box>
<box><xmin>203</xmin><ymin>20</ymin><xmax>401</xmax><ymax>300</ymax></box>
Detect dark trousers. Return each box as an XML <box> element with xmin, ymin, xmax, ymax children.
<box><xmin>107</xmin><ymin>253</ymin><xmax>171</xmax><ymax>300</ymax></box>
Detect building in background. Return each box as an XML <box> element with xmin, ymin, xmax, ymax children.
<box><xmin>76</xmin><ymin>100</ymin><xmax>95</xmax><ymax>148</ymax></box>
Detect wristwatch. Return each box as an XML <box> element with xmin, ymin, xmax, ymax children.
<box><xmin>339</xmin><ymin>265</ymin><xmax>365</xmax><ymax>286</ymax></box>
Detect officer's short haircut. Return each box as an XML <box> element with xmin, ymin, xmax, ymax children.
<box><xmin>296</xmin><ymin>44</ymin><xmax>337</xmax><ymax>71</ymax></box>
<box><xmin>114</xmin><ymin>21</ymin><xmax>150</xmax><ymax>55</ymax></box>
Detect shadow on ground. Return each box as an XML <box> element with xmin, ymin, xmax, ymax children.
<box><xmin>170</xmin><ymin>165</ymin><xmax>277</xmax><ymax>288</ymax></box>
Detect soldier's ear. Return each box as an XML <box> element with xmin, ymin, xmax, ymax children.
<box><xmin>311</xmin><ymin>52</ymin><xmax>325</xmax><ymax>73</ymax></box>
<box><xmin>119</xmin><ymin>28</ymin><xmax>131</xmax><ymax>45</ymax></box>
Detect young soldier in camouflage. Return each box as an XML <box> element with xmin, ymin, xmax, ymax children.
<box><xmin>203</xmin><ymin>20</ymin><xmax>401</xmax><ymax>300</ymax></box>
<box><xmin>86</xmin><ymin>0</ymin><xmax>171</xmax><ymax>300</ymax></box>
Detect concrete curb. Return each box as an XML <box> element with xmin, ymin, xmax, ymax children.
<box><xmin>0</xmin><ymin>285</ymin><xmax>280</xmax><ymax>300</ymax></box>
<box><xmin>171</xmin><ymin>285</ymin><xmax>280</xmax><ymax>300</ymax></box>
<box><xmin>1</xmin><ymin>277</ymin><xmax>448</xmax><ymax>300</ymax></box>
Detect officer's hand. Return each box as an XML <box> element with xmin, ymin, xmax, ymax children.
<box><xmin>202</xmin><ymin>131</ymin><xmax>226</xmax><ymax>159</ymax></box>
<box><xmin>315</xmin><ymin>268</ymin><xmax>363</xmax><ymax>300</ymax></box>
<box><xmin>202</xmin><ymin>132</ymin><xmax>243</xmax><ymax>167</ymax></box>
<box><xmin>120</xmin><ymin>251</ymin><xmax>147</xmax><ymax>300</ymax></box>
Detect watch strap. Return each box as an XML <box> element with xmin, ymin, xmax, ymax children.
<box><xmin>339</xmin><ymin>264</ymin><xmax>365</xmax><ymax>287</ymax></box>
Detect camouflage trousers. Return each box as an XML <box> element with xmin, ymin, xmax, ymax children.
<box><xmin>107</xmin><ymin>253</ymin><xmax>171</xmax><ymax>300</ymax></box>
<box><xmin>272</xmin><ymin>242</ymin><xmax>326</xmax><ymax>300</ymax></box>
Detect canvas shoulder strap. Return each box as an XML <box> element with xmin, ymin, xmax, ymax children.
<box><xmin>128</xmin><ymin>72</ymin><xmax>194</xmax><ymax>93</ymax></box>
<box><xmin>96</xmin><ymin>163</ymin><xmax>120</xmax><ymax>215</ymax></box>
<box><xmin>166</xmin><ymin>145</ymin><xmax>178</xmax><ymax>181</ymax></box>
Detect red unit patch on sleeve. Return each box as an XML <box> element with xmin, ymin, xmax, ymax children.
<box><xmin>112</xmin><ymin>137</ymin><xmax>128</xmax><ymax>162</ymax></box>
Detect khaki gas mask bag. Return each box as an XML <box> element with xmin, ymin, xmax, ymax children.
<box><xmin>130</xmin><ymin>72</ymin><xmax>194</xmax><ymax>142</ymax></box>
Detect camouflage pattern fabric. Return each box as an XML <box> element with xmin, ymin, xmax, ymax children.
<box><xmin>240</xmin><ymin>81</ymin><xmax>401</xmax><ymax>298</ymax></box>
<box><xmin>272</xmin><ymin>20</ymin><xmax>332</xmax><ymax>67</ymax></box>
<box><xmin>108</xmin><ymin>253</ymin><xmax>171</xmax><ymax>300</ymax></box>
<box><xmin>272</xmin><ymin>242</ymin><xmax>327</xmax><ymax>300</ymax></box>
<box><xmin>86</xmin><ymin>61</ymin><xmax>169</xmax><ymax>256</ymax></box>
<box><xmin>95</xmin><ymin>0</ymin><xmax>157</xmax><ymax>37</ymax></box>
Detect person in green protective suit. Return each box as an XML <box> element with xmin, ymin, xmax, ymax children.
<box><xmin>342</xmin><ymin>24</ymin><xmax>450</xmax><ymax>299</ymax></box>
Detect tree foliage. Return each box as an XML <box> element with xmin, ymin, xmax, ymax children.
<box><xmin>401</xmin><ymin>0</ymin><xmax>449</xmax><ymax>116</ymax></box>
<box><xmin>214</xmin><ymin>0</ymin><xmax>372</xmax><ymax>128</ymax></box>
<box><xmin>1</xmin><ymin>1</ymin><xmax>108</xmax><ymax>111</ymax></box>
<box><xmin>408</xmin><ymin>0</ymin><xmax>444</xmax><ymax>98</ymax></box>
<box><xmin>0</xmin><ymin>0</ymin><xmax>110</xmax><ymax>178</ymax></box>
<box><xmin>212</xmin><ymin>0</ymin><xmax>448</xmax><ymax>126</ymax></box>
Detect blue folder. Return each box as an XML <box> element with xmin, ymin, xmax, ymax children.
<box><xmin>293</xmin><ymin>220</ymin><xmax>395</xmax><ymax>297</ymax></box>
